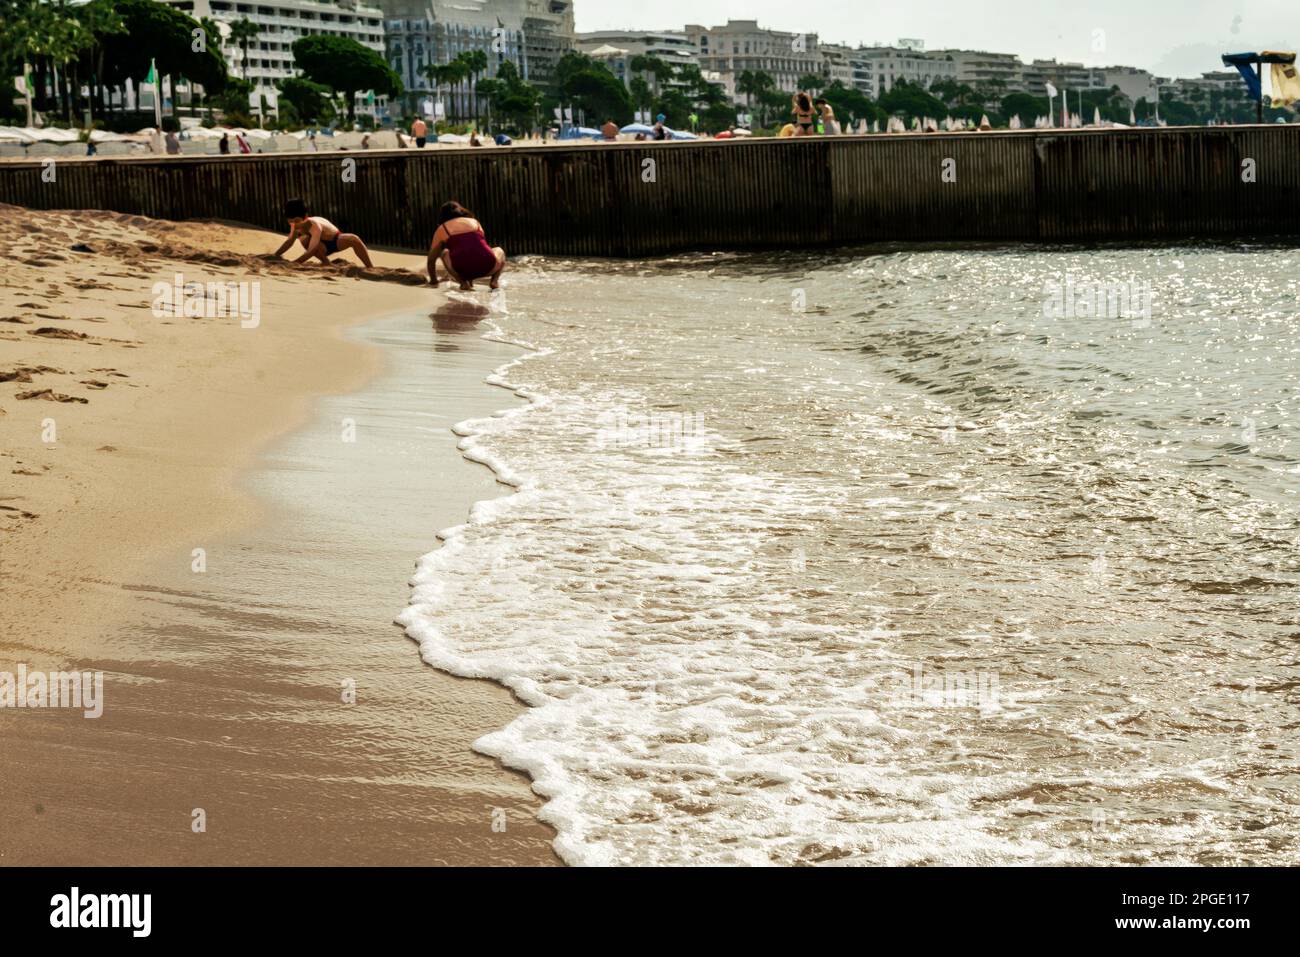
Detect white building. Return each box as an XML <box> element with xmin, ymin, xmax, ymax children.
<box><xmin>684</xmin><ymin>19</ymin><xmax>824</xmax><ymax>99</ymax></box>
<box><xmin>163</xmin><ymin>0</ymin><xmax>386</xmax><ymax>97</ymax></box>
<box><xmin>380</xmin><ymin>0</ymin><xmax>574</xmax><ymax>115</ymax></box>
<box><xmin>854</xmin><ymin>45</ymin><xmax>957</xmax><ymax>97</ymax></box>
<box><xmin>932</xmin><ymin>49</ymin><xmax>1027</xmax><ymax>94</ymax></box>
<box><xmin>575</xmin><ymin>30</ymin><xmax>697</xmax><ymax>90</ymax></box>
<box><xmin>1096</xmin><ymin>65</ymin><xmax>1159</xmax><ymax>103</ymax></box>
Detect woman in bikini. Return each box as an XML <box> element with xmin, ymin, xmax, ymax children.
<box><xmin>427</xmin><ymin>201</ymin><xmax>506</xmax><ymax>291</ymax></box>
<box><xmin>792</xmin><ymin>92</ymin><xmax>816</xmax><ymax>136</ymax></box>
<box><xmin>273</xmin><ymin>198</ymin><xmax>373</xmax><ymax>268</ymax></box>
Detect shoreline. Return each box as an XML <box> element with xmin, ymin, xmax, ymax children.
<box><xmin>0</xmin><ymin>207</ymin><xmax>556</xmax><ymax>865</ymax></box>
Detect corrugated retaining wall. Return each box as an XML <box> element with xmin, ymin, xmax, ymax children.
<box><xmin>0</xmin><ymin>126</ymin><xmax>1293</xmax><ymax>256</ymax></box>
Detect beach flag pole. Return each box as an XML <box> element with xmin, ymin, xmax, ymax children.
<box><xmin>147</xmin><ymin>58</ymin><xmax>162</xmax><ymax>129</ymax></box>
<box><xmin>22</xmin><ymin>62</ymin><xmax>33</xmax><ymax>127</ymax></box>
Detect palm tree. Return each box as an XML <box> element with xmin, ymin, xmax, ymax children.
<box><xmin>629</xmin><ymin>75</ymin><xmax>651</xmax><ymax>117</ymax></box>
<box><xmin>460</xmin><ymin>48</ymin><xmax>488</xmax><ymax>123</ymax></box>
<box><xmin>228</xmin><ymin>18</ymin><xmax>259</xmax><ymax>83</ymax></box>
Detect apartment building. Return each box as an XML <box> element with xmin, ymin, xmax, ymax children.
<box><xmin>855</xmin><ymin>45</ymin><xmax>958</xmax><ymax>97</ymax></box>
<box><xmin>932</xmin><ymin>49</ymin><xmax>1027</xmax><ymax>93</ymax></box>
<box><xmin>163</xmin><ymin>0</ymin><xmax>385</xmax><ymax>95</ymax></box>
<box><xmin>574</xmin><ymin>30</ymin><xmax>697</xmax><ymax>88</ymax></box>
<box><xmin>381</xmin><ymin>0</ymin><xmax>574</xmax><ymax>114</ymax></box>
<box><xmin>683</xmin><ymin>20</ymin><xmax>823</xmax><ymax>99</ymax></box>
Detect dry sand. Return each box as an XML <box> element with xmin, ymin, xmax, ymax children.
<box><xmin>0</xmin><ymin>204</ymin><xmax>557</xmax><ymax>864</ymax></box>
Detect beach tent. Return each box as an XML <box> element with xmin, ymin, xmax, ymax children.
<box><xmin>620</xmin><ymin>123</ymin><xmax>655</xmax><ymax>135</ymax></box>
<box><xmin>1</xmin><ymin>126</ymin><xmax>79</xmax><ymax>143</ymax></box>
<box><xmin>731</xmin><ymin>128</ymin><xmax>752</xmax><ymax>137</ymax></box>
<box><xmin>667</xmin><ymin>128</ymin><xmax>697</xmax><ymax>140</ymax></box>
<box><xmin>560</xmin><ymin>126</ymin><xmax>603</xmax><ymax>140</ymax></box>
<box><xmin>438</xmin><ymin>132</ymin><xmax>470</xmax><ymax>144</ymax></box>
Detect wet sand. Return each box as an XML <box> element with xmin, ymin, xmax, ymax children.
<box><xmin>0</xmin><ymin>207</ymin><xmax>556</xmax><ymax>864</ymax></box>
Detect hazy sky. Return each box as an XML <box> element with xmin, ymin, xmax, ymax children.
<box><xmin>575</xmin><ymin>0</ymin><xmax>1296</xmax><ymax>77</ymax></box>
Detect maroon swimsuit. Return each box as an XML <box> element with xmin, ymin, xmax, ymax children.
<box><xmin>444</xmin><ymin>225</ymin><xmax>497</xmax><ymax>280</ymax></box>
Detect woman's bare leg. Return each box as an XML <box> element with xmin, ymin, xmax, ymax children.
<box><xmin>337</xmin><ymin>234</ymin><xmax>373</xmax><ymax>268</ymax></box>
<box><xmin>488</xmin><ymin>247</ymin><xmax>506</xmax><ymax>289</ymax></box>
<box><xmin>440</xmin><ymin>251</ymin><xmax>471</xmax><ymax>290</ymax></box>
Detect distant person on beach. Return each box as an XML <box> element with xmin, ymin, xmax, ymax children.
<box><xmin>792</xmin><ymin>93</ymin><xmax>816</xmax><ymax>135</ymax></box>
<box><xmin>273</xmin><ymin>198</ymin><xmax>374</xmax><ymax>268</ymax></box>
<box><xmin>306</xmin><ymin>133</ymin><xmax>318</xmax><ymax>152</ymax></box>
<box><xmin>361</xmin><ymin>134</ymin><xmax>371</xmax><ymax>150</ymax></box>
<box><xmin>469</xmin><ymin>132</ymin><xmax>482</xmax><ymax>147</ymax></box>
<box><xmin>165</xmin><ymin>130</ymin><xmax>181</xmax><ymax>154</ymax></box>
<box><xmin>219</xmin><ymin>132</ymin><xmax>230</xmax><ymax>154</ymax></box>
<box><xmin>601</xmin><ymin>118</ymin><xmax>619</xmax><ymax>141</ymax></box>
<box><xmin>411</xmin><ymin>117</ymin><xmax>428</xmax><ymax>148</ymax></box>
<box><xmin>653</xmin><ymin>114</ymin><xmax>668</xmax><ymax>140</ymax></box>
<box><xmin>236</xmin><ymin>132</ymin><xmax>251</xmax><ymax>154</ymax></box>
<box><xmin>814</xmin><ymin>98</ymin><xmax>839</xmax><ymax>135</ymax></box>
<box><xmin>426</xmin><ymin>201</ymin><xmax>505</xmax><ymax>291</ymax></box>
<box><xmin>85</xmin><ymin>140</ymin><xmax>97</xmax><ymax>156</ymax></box>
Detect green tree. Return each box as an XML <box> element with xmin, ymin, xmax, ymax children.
<box><xmin>1000</xmin><ymin>92</ymin><xmax>1048</xmax><ymax>126</ymax></box>
<box><xmin>292</xmin><ymin>33</ymin><xmax>401</xmax><ymax>123</ymax></box>
<box><xmin>879</xmin><ymin>78</ymin><xmax>947</xmax><ymax>123</ymax></box>
<box><xmin>475</xmin><ymin>59</ymin><xmax>540</xmax><ymax>132</ymax></box>
<box><xmin>97</xmin><ymin>0</ymin><xmax>227</xmax><ymax>107</ymax></box>
<box><xmin>556</xmin><ymin>51</ymin><xmax>631</xmax><ymax>125</ymax></box>
<box><xmin>276</xmin><ymin>75</ymin><xmax>334</xmax><ymax>125</ymax></box>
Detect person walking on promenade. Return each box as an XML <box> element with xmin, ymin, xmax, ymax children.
<box><xmin>219</xmin><ymin>132</ymin><xmax>230</xmax><ymax>155</ymax></box>
<box><xmin>427</xmin><ymin>201</ymin><xmax>506</xmax><ymax>291</ymax></box>
<box><xmin>412</xmin><ymin>117</ymin><xmax>428</xmax><ymax>148</ymax></box>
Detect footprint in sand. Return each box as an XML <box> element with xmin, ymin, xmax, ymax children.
<box><xmin>29</xmin><ymin>327</ymin><xmax>91</xmax><ymax>341</ymax></box>
<box><xmin>16</xmin><ymin>389</ymin><xmax>88</xmax><ymax>404</ymax></box>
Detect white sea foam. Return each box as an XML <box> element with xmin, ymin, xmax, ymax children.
<box><xmin>398</xmin><ymin>256</ymin><xmax>1300</xmax><ymax>866</ymax></box>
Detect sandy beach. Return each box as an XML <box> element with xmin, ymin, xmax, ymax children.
<box><xmin>0</xmin><ymin>204</ymin><xmax>556</xmax><ymax>864</ymax></box>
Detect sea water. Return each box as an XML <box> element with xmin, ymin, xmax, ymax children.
<box><xmin>398</xmin><ymin>245</ymin><xmax>1300</xmax><ymax>865</ymax></box>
